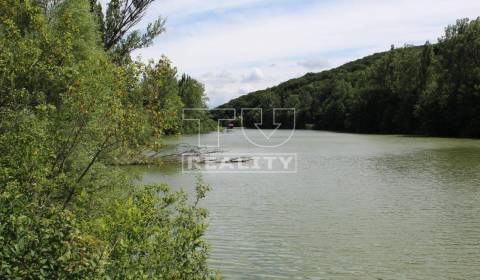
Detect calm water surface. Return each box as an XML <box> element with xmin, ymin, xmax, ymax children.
<box><xmin>137</xmin><ymin>130</ymin><xmax>480</xmax><ymax>279</ymax></box>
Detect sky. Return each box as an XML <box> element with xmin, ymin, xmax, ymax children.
<box><xmin>127</xmin><ymin>0</ymin><xmax>480</xmax><ymax>107</ymax></box>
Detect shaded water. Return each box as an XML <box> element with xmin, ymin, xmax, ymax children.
<box><xmin>137</xmin><ymin>130</ymin><xmax>480</xmax><ymax>279</ymax></box>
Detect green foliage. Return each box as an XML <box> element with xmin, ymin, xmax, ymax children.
<box><xmin>90</xmin><ymin>0</ymin><xmax>166</xmax><ymax>63</ymax></box>
<box><xmin>86</xmin><ymin>184</ymin><xmax>211</xmax><ymax>279</ymax></box>
<box><xmin>416</xmin><ymin>19</ymin><xmax>480</xmax><ymax>136</ymax></box>
<box><xmin>219</xmin><ymin>18</ymin><xmax>480</xmax><ymax>137</ymax></box>
<box><xmin>179</xmin><ymin>74</ymin><xmax>218</xmax><ymax>134</ymax></box>
<box><xmin>0</xmin><ymin>0</ymin><xmax>216</xmax><ymax>278</ymax></box>
<box><xmin>0</xmin><ymin>186</ymin><xmax>101</xmax><ymax>279</ymax></box>
<box><xmin>141</xmin><ymin>57</ymin><xmax>184</xmax><ymax>136</ymax></box>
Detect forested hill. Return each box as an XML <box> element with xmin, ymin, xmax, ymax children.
<box><xmin>218</xmin><ymin>18</ymin><xmax>480</xmax><ymax>138</ymax></box>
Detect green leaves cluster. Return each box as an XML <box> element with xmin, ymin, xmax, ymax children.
<box><xmin>92</xmin><ymin>0</ymin><xmax>166</xmax><ymax>63</ymax></box>
<box><xmin>0</xmin><ymin>0</ymin><xmax>216</xmax><ymax>278</ymax></box>
<box><xmin>220</xmin><ymin>18</ymin><xmax>480</xmax><ymax>137</ymax></box>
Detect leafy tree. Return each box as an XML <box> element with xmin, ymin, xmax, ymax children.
<box><xmin>179</xmin><ymin>74</ymin><xmax>208</xmax><ymax>109</ymax></box>
<box><xmin>0</xmin><ymin>0</ymin><xmax>216</xmax><ymax>278</ymax></box>
<box><xmin>178</xmin><ymin>74</ymin><xmax>217</xmax><ymax>134</ymax></box>
<box><xmin>89</xmin><ymin>0</ymin><xmax>166</xmax><ymax>63</ymax></box>
<box><xmin>141</xmin><ymin>57</ymin><xmax>183</xmax><ymax>136</ymax></box>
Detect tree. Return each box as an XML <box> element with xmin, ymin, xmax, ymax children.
<box><xmin>89</xmin><ymin>0</ymin><xmax>166</xmax><ymax>63</ymax></box>
<box><xmin>141</xmin><ymin>57</ymin><xmax>183</xmax><ymax>135</ymax></box>
<box><xmin>0</xmin><ymin>1</ymin><xmax>215</xmax><ymax>278</ymax></box>
<box><xmin>179</xmin><ymin>74</ymin><xmax>208</xmax><ymax>109</ymax></box>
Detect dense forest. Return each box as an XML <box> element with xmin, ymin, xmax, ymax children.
<box><xmin>219</xmin><ymin>18</ymin><xmax>480</xmax><ymax>138</ymax></box>
<box><xmin>0</xmin><ymin>0</ymin><xmax>216</xmax><ymax>278</ymax></box>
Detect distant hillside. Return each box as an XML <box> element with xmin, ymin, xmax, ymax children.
<box><xmin>217</xmin><ymin>18</ymin><xmax>480</xmax><ymax>137</ymax></box>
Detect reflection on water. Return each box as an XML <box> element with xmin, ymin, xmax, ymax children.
<box><xmin>136</xmin><ymin>130</ymin><xmax>480</xmax><ymax>279</ymax></box>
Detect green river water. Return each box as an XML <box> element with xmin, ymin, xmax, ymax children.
<box><xmin>135</xmin><ymin>129</ymin><xmax>480</xmax><ymax>279</ymax></box>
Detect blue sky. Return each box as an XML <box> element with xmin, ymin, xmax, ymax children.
<box><xmin>128</xmin><ymin>0</ymin><xmax>480</xmax><ymax>106</ymax></box>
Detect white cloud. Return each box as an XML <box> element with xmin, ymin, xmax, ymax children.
<box><xmin>298</xmin><ymin>59</ymin><xmax>331</xmax><ymax>71</ymax></box>
<box><xmin>133</xmin><ymin>0</ymin><xmax>480</xmax><ymax>106</ymax></box>
<box><xmin>201</xmin><ymin>71</ymin><xmax>237</xmax><ymax>84</ymax></box>
<box><xmin>242</xmin><ymin>68</ymin><xmax>265</xmax><ymax>82</ymax></box>
<box><xmin>146</xmin><ymin>0</ymin><xmax>261</xmax><ymax>18</ymax></box>
<box><xmin>198</xmin><ymin>68</ymin><xmax>269</xmax><ymax>106</ymax></box>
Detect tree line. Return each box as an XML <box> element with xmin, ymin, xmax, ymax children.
<box><xmin>219</xmin><ymin>18</ymin><xmax>480</xmax><ymax>138</ymax></box>
<box><xmin>1</xmin><ymin>0</ymin><xmax>217</xmax><ymax>278</ymax></box>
